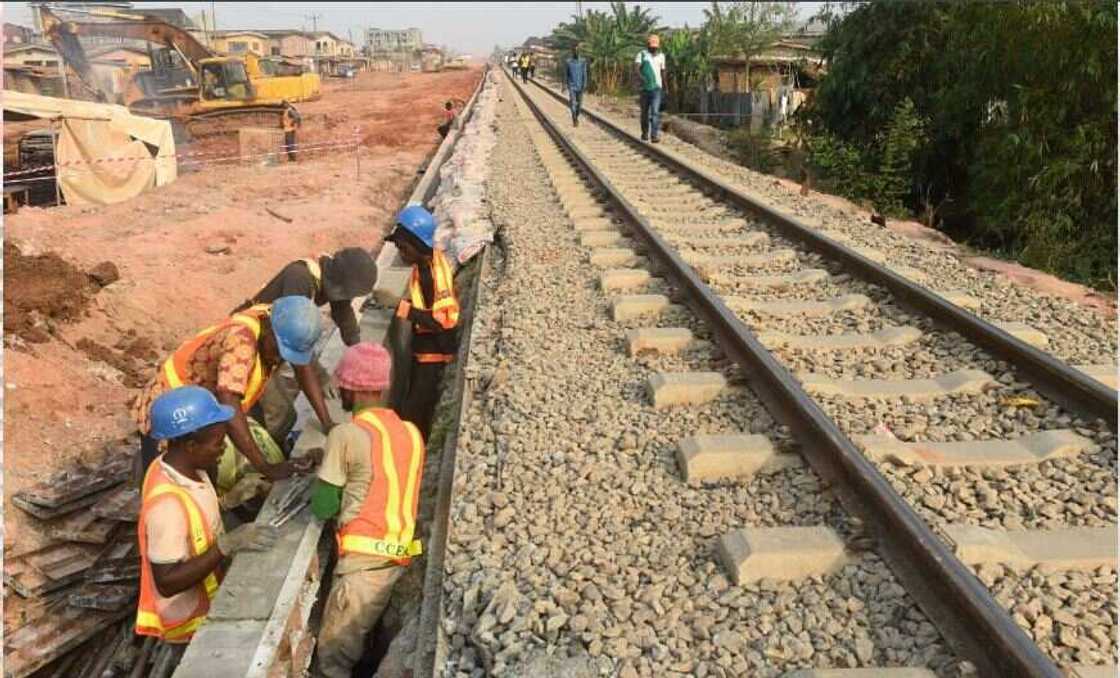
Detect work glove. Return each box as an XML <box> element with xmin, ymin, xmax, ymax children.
<box><xmin>219</xmin><ymin>475</ymin><xmax>271</xmax><ymax>511</ymax></box>
<box><xmin>216</xmin><ymin>523</ymin><xmax>279</xmax><ymax>556</ymax></box>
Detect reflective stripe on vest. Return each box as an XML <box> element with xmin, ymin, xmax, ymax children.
<box><xmin>300</xmin><ymin>258</ymin><xmax>323</xmax><ymax>296</ymax></box>
<box><xmin>337</xmin><ymin>409</ymin><xmax>426</xmax><ymax>564</ymax></box>
<box><xmin>161</xmin><ymin>305</ymin><xmax>269</xmax><ymax>412</ymax></box>
<box><xmin>135</xmin><ymin>461</ymin><xmax>220</xmax><ymax>641</ymax></box>
<box><xmin>408</xmin><ymin>249</ymin><xmax>460</xmax><ymax>333</ymax></box>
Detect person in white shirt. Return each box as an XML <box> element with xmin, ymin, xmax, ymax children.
<box><xmin>634</xmin><ymin>34</ymin><xmax>667</xmax><ymax>142</ymax></box>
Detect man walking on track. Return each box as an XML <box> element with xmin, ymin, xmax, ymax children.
<box><xmin>311</xmin><ymin>342</ymin><xmax>427</xmax><ymax>678</ymax></box>
<box><xmin>634</xmin><ymin>34</ymin><xmax>667</xmax><ymax>142</ymax></box>
<box><xmin>386</xmin><ymin>205</ymin><xmax>460</xmax><ymax>439</ymax></box>
<box><xmin>563</xmin><ymin>47</ymin><xmax>589</xmax><ymax>126</ymax></box>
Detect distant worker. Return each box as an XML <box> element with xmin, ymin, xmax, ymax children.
<box><xmin>281</xmin><ymin>100</ymin><xmax>302</xmax><ymax>162</ymax></box>
<box><xmin>518</xmin><ymin>52</ymin><xmax>531</xmax><ymax>83</ymax></box>
<box><xmin>437</xmin><ymin>97</ymin><xmax>466</xmax><ymax>139</ymax></box>
<box><xmin>563</xmin><ymin>47</ymin><xmax>589</xmax><ymax>126</ymax></box>
<box><xmin>136</xmin><ymin>386</ymin><xmax>279</xmax><ymax>648</ymax></box>
<box><xmin>133</xmin><ymin>296</ymin><xmax>331</xmax><ymax>485</ymax></box>
<box><xmin>311</xmin><ymin>342</ymin><xmax>427</xmax><ymax>678</ymax></box>
<box><xmin>233</xmin><ymin>248</ymin><xmax>378</xmax><ymax>442</ymax></box>
<box><xmin>386</xmin><ymin>206</ymin><xmax>460</xmax><ymax>438</ymax></box>
<box><xmin>634</xmin><ymin>34</ymin><xmax>667</xmax><ymax>143</ymax></box>
<box><xmin>527</xmin><ymin>52</ymin><xmax>536</xmax><ymax>79</ymax></box>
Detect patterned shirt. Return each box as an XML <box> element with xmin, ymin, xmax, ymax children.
<box><xmin>133</xmin><ymin>322</ymin><xmax>278</xmax><ymax>435</ymax></box>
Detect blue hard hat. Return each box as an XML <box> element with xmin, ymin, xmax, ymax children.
<box><xmin>150</xmin><ymin>385</ymin><xmax>235</xmax><ymax>441</ymax></box>
<box><xmin>394</xmin><ymin>205</ymin><xmax>436</xmax><ymax>249</ymax></box>
<box><xmin>271</xmin><ymin>295</ymin><xmax>322</xmax><ymax>366</ymax></box>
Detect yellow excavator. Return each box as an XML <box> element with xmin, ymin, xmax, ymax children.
<box><xmin>39</xmin><ymin>6</ymin><xmax>321</xmax><ymax>139</ymax></box>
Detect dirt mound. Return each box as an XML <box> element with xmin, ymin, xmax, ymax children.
<box><xmin>4</xmin><ymin>241</ymin><xmax>98</xmax><ymax>343</ymax></box>
<box><xmin>76</xmin><ymin>332</ymin><xmax>158</xmax><ymax>388</ymax></box>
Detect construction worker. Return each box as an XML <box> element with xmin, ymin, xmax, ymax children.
<box><xmin>563</xmin><ymin>47</ymin><xmax>589</xmax><ymax>126</ymax></box>
<box><xmin>311</xmin><ymin>342</ymin><xmax>426</xmax><ymax>678</ymax></box>
<box><xmin>233</xmin><ymin>248</ymin><xmax>378</xmax><ymax>443</ymax></box>
<box><xmin>281</xmin><ymin>100</ymin><xmax>301</xmax><ymax>162</ymax></box>
<box><xmin>136</xmin><ymin>386</ymin><xmax>279</xmax><ymax>647</ymax></box>
<box><xmin>133</xmin><ymin>295</ymin><xmax>330</xmax><ymax>485</ymax></box>
<box><xmin>635</xmin><ymin>34</ymin><xmax>667</xmax><ymax>143</ymax></box>
<box><xmin>386</xmin><ymin>205</ymin><xmax>460</xmax><ymax>438</ymax></box>
<box><xmin>518</xmin><ymin>52</ymin><xmax>531</xmax><ymax>83</ymax></box>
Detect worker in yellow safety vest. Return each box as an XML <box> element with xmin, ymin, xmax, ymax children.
<box><xmin>310</xmin><ymin>342</ymin><xmax>426</xmax><ymax>678</ymax></box>
<box><xmin>132</xmin><ymin>295</ymin><xmax>330</xmax><ymax>486</ymax></box>
<box><xmin>385</xmin><ymin>205</ymin><xmax>460</xmax><ymax>439</ymax></box>
<box><xmin>136</xmin><ymin>386</ymin><xmax>279</xmax><ymax>647</ymax></box>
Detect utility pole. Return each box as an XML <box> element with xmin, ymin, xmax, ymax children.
<box><xmin>306</xmin><ymin>13</ymin><xmax>322</xmax><ymax>33</ymax></box>
<box><xmin>211</xmin><ymin>1</ymin><xmax>216</xmax><ymax>31</ymax></box>
<box><xmin>577</xmin><ymin>1</ymin><xmax>583</xmax><ymax>19</ymax></box>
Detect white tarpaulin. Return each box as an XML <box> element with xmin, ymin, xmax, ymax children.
<box><xmin>2</xmin><ymin>90</ymin><xmax>177</xmax><ymax>205</ymax></box>
<box><xmin>430</xmin><ymin>69</ymin><xmax>500</xmax><ymax>266</ymax></box>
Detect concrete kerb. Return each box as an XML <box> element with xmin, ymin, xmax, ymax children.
<box><xmin>174</xmin><ymin>65</ymin><xmax>492</xmax><ymax>678</ymax></box>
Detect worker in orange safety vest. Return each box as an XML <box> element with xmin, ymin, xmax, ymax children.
<box><xmin>385</xmin><ymin>205</ymin><xmax>460</xmax><ymax>438</ymax></box>
<box><xmin>310</xmin><ymin>342</ymin><xmax>426</xmax><ymax>678</ymax></box>
<box><xmin>136</xmin><ymin>386</ymin><xmax>279</xmax><ymax>648</ymax></box>
<box><xmin>132</xmin><ymin>296</ymin><xmax>330</xmax><ymax>486</ymax></box>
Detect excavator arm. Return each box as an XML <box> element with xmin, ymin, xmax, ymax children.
<box><xmin>39</xmin><ymin>5</ymin><xmax>215</xmax><ymax>99</ymax></box>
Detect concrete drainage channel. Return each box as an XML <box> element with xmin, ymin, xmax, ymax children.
<box><xmin>173</xmin><ymin>67</ymin><xmax>493</xmax><ymax>678</ymax></box>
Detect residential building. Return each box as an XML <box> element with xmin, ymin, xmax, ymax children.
<box><xmin>3</xmin><ymin>23</ymin><xmax>37</xmax><ymax>46</ymax></box>
<box><xmin>309</xmin><ymin>31</ymin><xmax>342</xmax><ymax>57</ymax></box>
<box><xmin>4</xmin><ymin>43</ymin><xmax>60</xmax><ymax>69</ymax></box>
<box><xmin>261</xmin><ymin>30</ymin><xmax>312</xmax><ymax>58</ymax></box>
<box><xmin>210</xmin><ymin>30</ymin><xmax>269</xmax><ymax>56</ymax></box>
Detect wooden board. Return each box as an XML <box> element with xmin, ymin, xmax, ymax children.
<box><xmin>68</xmin><ymin>583</ymin><xmax>136</xmax><ymax>612</ymax></box>
<box><xmin>3</xmin><ymin>605</ymin><xmax>130</xmax><ymax>678</ymax></box>
<box><xmin>49</xmin><ymin>511</ymin><xmax>118</xmax><ymax>545</ymax></box>
<box><xmin>12</xmin><ymin>487</ymin><xmax>114</xmax><ymax>521</ymax></box>
<box><xmin>4</xmin><ymin>543</ymin><xmax>101</xmax><ymax>598</ymax></box>
<box><xmin>14</xmin><ymin>450</ymin><xmax>131</xmax><ymax>509</ymax></box>
<box><xmin>90</xmin><ymin>485</ymin><xmax>140</xmax><ymax>522</ymax></box>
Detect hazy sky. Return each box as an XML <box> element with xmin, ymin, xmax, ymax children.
<box><xmin>5</xmin><ymin>2</ymin><xmax>824</xmax><ymax>56</ymax></box>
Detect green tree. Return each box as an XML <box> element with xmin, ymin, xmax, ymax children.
<box><xmin>550</xmin><ymin>2</ymin><xmax>662</xmax><ymax>94</ymax></box>
<box><xmin>703</xmin><ymin>1</ymin><xmax>797</xmax><ymax>92</ymax></box>
<box><xmin>660</xmin><ymin>26</ymin><xmax>710</xmax><ymax>112</ymax></box>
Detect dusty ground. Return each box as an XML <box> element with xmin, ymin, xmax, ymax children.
<box><xmin>2</xmin><ymin>68</ymin><xmax>482</xmax><ymax>569</ymax></box>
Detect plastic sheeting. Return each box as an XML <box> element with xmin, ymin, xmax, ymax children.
<box><xmin>2</xmin><ymin>90</ymin><xmax>177</xmax><ymax>206</ymax></box>
<box><xmin>430</xmin><ymin>69</ymin><xmax>500</xmax><ymax>267</ymax></box>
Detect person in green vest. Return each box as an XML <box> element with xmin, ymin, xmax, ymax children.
<box><xmin>634</xmin><ymin>34</ymin><xmax>667</xmax><ymax>143</ymax></box>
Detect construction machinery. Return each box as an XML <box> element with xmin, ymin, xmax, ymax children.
<box><xmin>39</xmin><ymin>6</ymin><xmax>321</xmax><ymax>139</ymax></box>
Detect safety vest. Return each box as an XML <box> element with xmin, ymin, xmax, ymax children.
<box><xmin>407</xmin><ymin>250</ymin><xmax>460</xmax><ymax>363</ymax></box>
<box><xmin>300</xmin><ymin>258</ymin><xmax>322</xmax><ymax>296</ymax></box>
<box><xmin>135</xmin><ymin>460</ymin><xmax>222</xmax><ymax>642</ymax></box>
<box><xmin>161</xmin><ymin>305</ymin><xmax>271</xmax><ymax>412</ymax></box>
<box><xmin>337</xmin><ymin>408</ymin><xmax>426</xmax><ymax>565</ymax></box>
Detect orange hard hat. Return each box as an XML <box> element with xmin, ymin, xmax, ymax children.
<box><xmin>647</xmin><ymin>34</ymin><xmax>660</xmax><ymax>48</ymax></box>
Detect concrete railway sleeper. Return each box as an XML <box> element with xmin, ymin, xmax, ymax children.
<box><xmin>485</xmin><ymin>69</ymin><xmax>1117</xmax><ymax>676</ymax></box>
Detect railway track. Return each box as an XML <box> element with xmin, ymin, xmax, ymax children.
<box><xmin>434</xmin><ymin>70</ymin><xmax>1116</xmax><ymax>677</ymax></box>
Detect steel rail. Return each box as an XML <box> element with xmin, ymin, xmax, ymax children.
<box><xmin>506</xmin><ymin>68</ymin><xmax>1063</xmax><ymax>678</ymax></box>
<box><xmin>528</xmin><ymin>78</ymin><xmax>1117</xmax><ymax>431</ymax></box>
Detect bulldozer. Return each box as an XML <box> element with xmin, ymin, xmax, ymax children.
<box><xmin>39</xmin><ymin>6</ymin><xmax>321</xmax><ymax>139</ymax></box>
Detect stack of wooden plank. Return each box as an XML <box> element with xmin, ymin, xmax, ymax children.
<box><xmin>2</xmin><ymin>446</ymin><xmax>182</xmax><ymax>678</ymax></box>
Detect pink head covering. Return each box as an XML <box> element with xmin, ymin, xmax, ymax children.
<box><xmin>333</xmin><ymin>342</ymin><xmax>391</xmax><ymax>392</ymax></box>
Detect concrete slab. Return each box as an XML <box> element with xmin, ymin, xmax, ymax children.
<box><xmin>1075</xmin><ymin>364</ymin><xmax>1118</xmax><ymax>389</ymax></box>
<box><xmin>732</xmin><ymin>294</ymin><xmax>872</xmax><ymax>318</ymax></box>
<box><xmin>677</xmin><ymin>434</ymin><xmax>801</xmax><ymax>482</ymax></box>
<box><xmin>1068</xmin><ymin>666</ymin><xmax>1120</xmax><ymax>678</ymax></box>
<box><xmin>856</xmin><ymin>429</ymin><xmax>1094</xmax><ymax>468</ymax></box>
<box><xmin>993</xmin><ymin>322</ymin><xmax>1049</xmax><ymax>348</ymax></box>
<box><xmin>175</xmin><ymin>621</ymin><xmax>268</xmax><ymax>676</ymax></box>
<box><xmin>782</xmin><ymin>671</ymin><xmax>938</xmax><ymax>678</ymax></box>
<box><xmin>799</xmin><ymin>369</ymin><xmax>995</xmax><ymax>400</ymax></box>
<box><xmin>852</xmin><ymin>246</ymin><xmax>887</xmax><ymax>263</ymax></box>
<box><xmin>371</xmin><ymin>266</ymin><xmax>411</xmax><ymax>307</ymax></box>
<box><xmin>710</xmin><ymin>268</ymin><xmax>829</xmax><ymax>290</ymax></box>
<box><xmin>601</xmin><ymin>268</ymin><xmax>652</xmax><ymax>291</ymax></box>
<box><xmin>612</xmin><ymin>294</ymin><xmax>671</xmax><ymax>321</ymax></box>
<box><xmin>572</xmin><ymin>217</ymin><xmax>620</xmax><ymax>232</ymax></box>
<box><xmin>759</xmin><ymin>326</ymin><xmax>922</xmax><ymax>351</ymax></box>
<box><xmin>943</xmin><ymin>524</ymin><xmax>1118</xmax><ymax>571</ymax></box>
<box><xmin>568</xmin><ymin>205</ymin><xmax>610</xmax><ymax>220</ymax></box>
<box><xmin>626</xmin><ymin>327</ymin><xmax>694</xmax><ymax>356</ymax></box>
<box><xmin>580</xmin><ymin>230</ymin><xmax>626</xmax><ymax>248</ymax></box>
<box><xmin>589</xmin><ymin>248</ymin><xmax>640</xmax><ymax>267</ymax></box>
<box><xmin>648</xmin><ymin>372</ymin><xmax>727</xmax><ymax>409</ymax></box>
<box><xmin>684</xmin><ymin>249</ymin><xmax>797</xmax><ymax>270</ymax></box>
<box><xmin>717</xmin><ymin>526</ymin><xmax>853</xmax><ymax>584</ymax></box>
<box><xmin>939</xmin><ymin>291</ymin><xmax>981</xmax><ymax>311</ymax></box>
<box><xmin>653</xmin><ymin>220</ymin><xmax>747</xmax><ymax>233</ymax></box>
<box><xmin>669</xmin><ymin>234</ymin><xmax>770</xmax><ymax>250</ymax></box>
